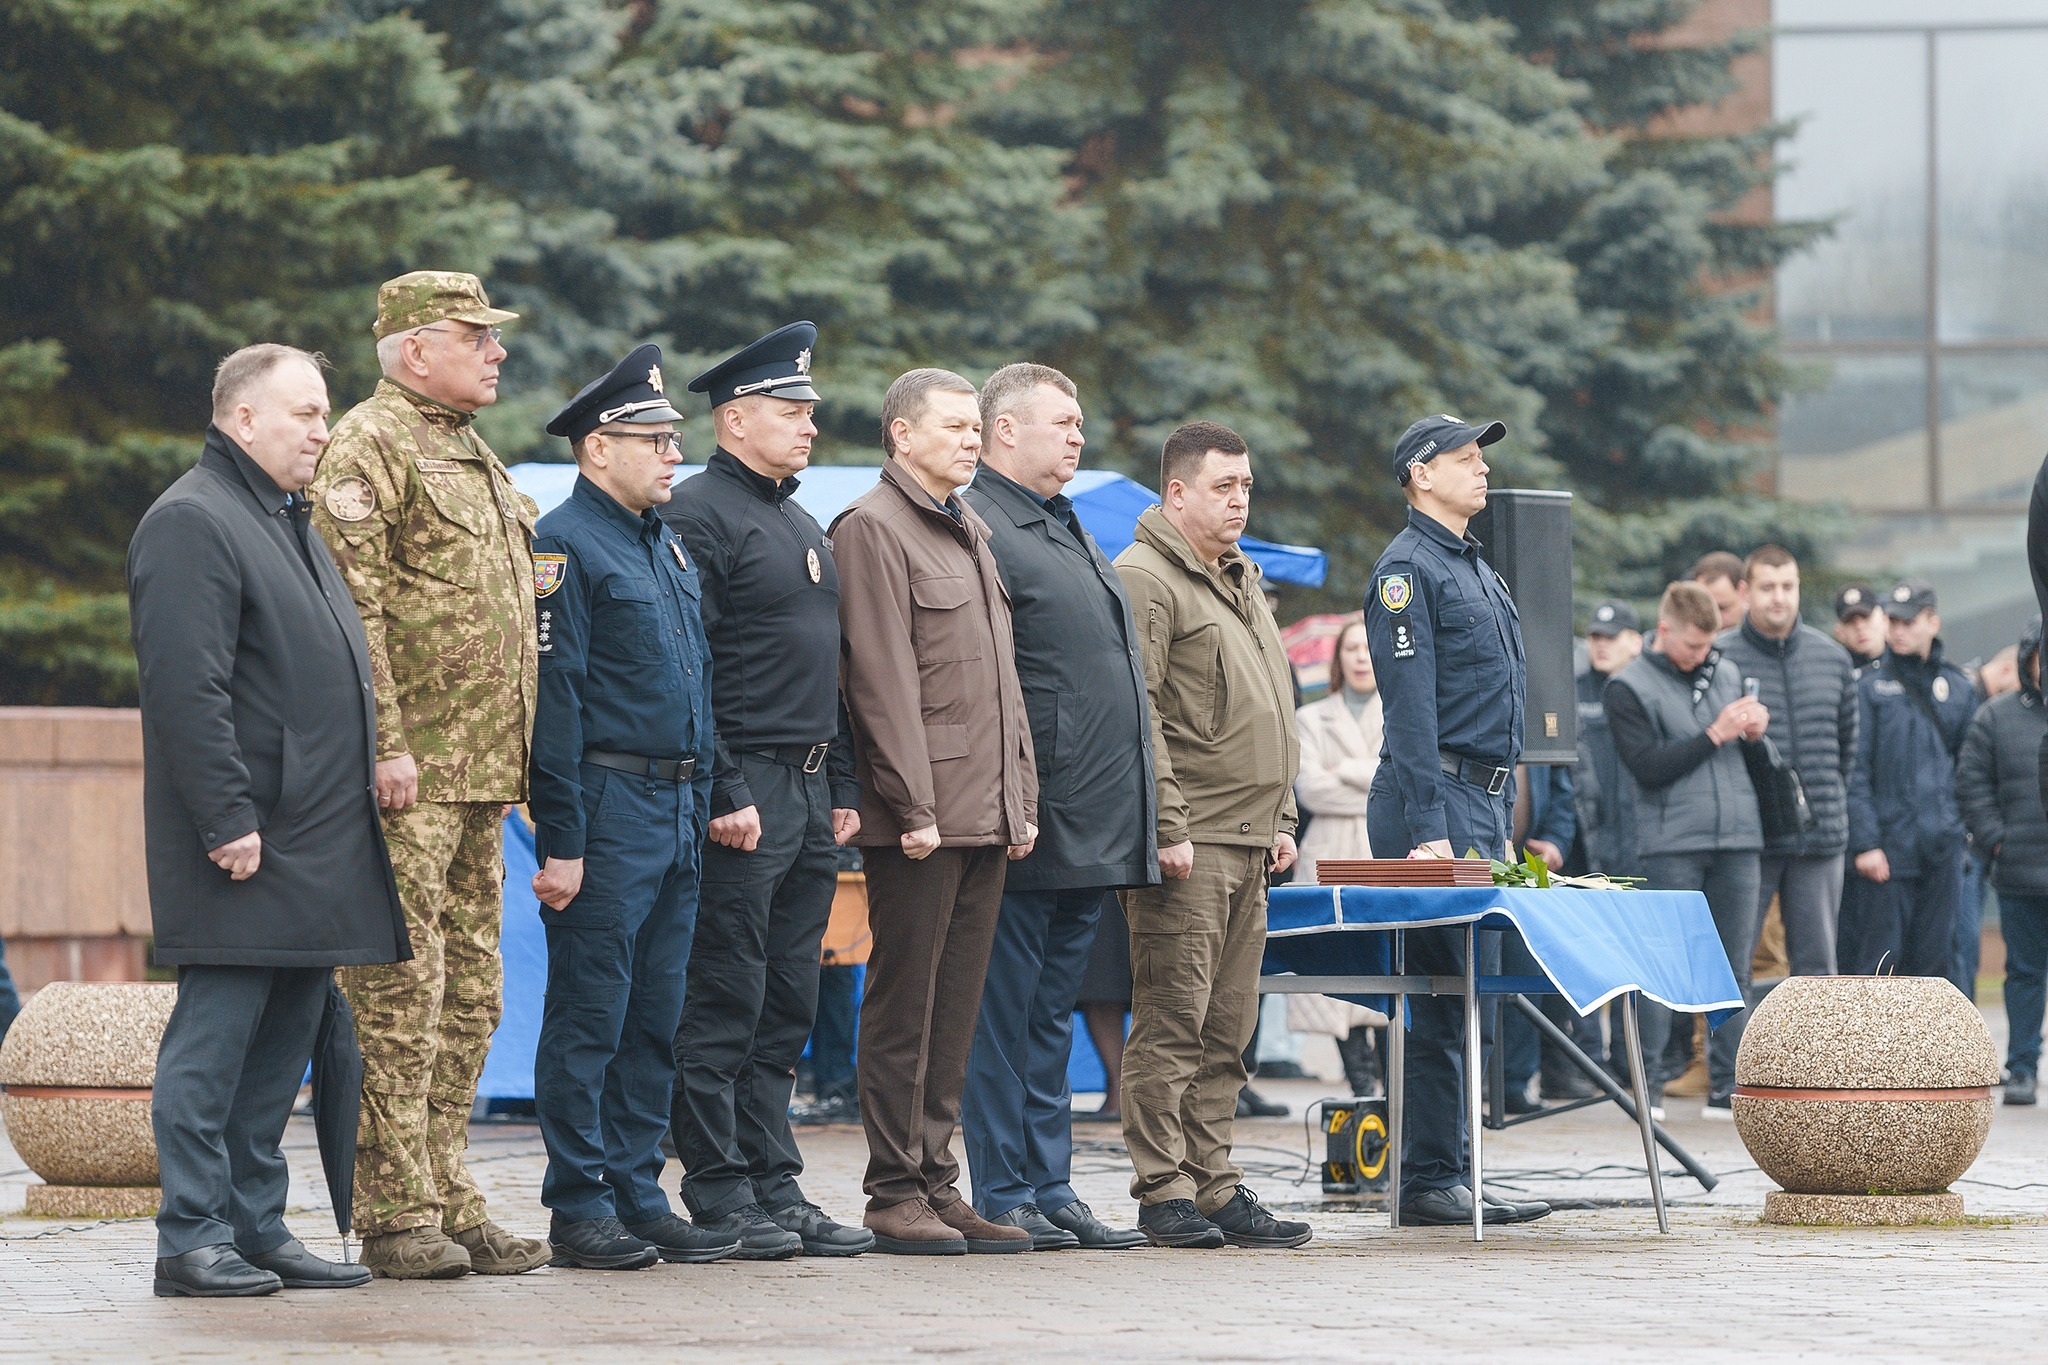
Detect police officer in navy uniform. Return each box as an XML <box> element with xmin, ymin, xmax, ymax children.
<box><xmin>658</xmin><ymin>323</ymin><xmax>873</xmax><ymax>1259</ymax></box>
<box><xmin>1363</xmin><ymin>414</ymin><xmax>1551</xmax><ymax>1228</ymax></box>
<box><xmin>527</xmin><ymin>345</ymin><xmax>741</xmax><ymax>1270</ymax></box>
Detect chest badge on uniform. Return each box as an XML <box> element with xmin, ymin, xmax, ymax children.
<box><xmin>1933</xmin><ymin>676</ymin><xmax>1950</xmax><ymax>703</ymax></box>
<box><xmin>324</xmin><ymin>476</ymin><xmax>376</xmax><ymax>523</ymax></box>
<box><xmin>533</xmin><ymin>553</ymin><xmax>567</xmax><ymax>598</ymax></box>
<box><xmin>806</xmin><ymin>547</ymin><xmax>821</xmax><ymax>583</ymax></box>
<box><xmin>671</xmin><ymin>541</ymin><xmax>690</xmax><ymax>573</ymax></box>
<box><xmin>1378</xmin><ymin>573</ymin><xmax>1412</xmax><ymax>614</ymax></box>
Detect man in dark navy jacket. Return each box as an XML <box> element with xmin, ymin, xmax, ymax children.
<box><xmin>959</xmin><ymin>364</ymin><xmax>1155</xmax><ymax>1252</ymax></box>
<box><xmin>1843</xmin><ymin>580</ymin><xmax>1978</xmax><ymax>978</ymax></box>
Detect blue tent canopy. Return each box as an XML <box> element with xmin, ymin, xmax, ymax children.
<box><xmin>506</xmin><ymin>462</ymin><xmax>1327</xmax><ymax>587</ymax></box>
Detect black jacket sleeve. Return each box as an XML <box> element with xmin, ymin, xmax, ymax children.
<box><xmin>1957</xmin><ymin>708</ymin><xmax>2005</xmax><ymax>857</ymax></box>
<box><xmin>1603</xmin><ymin>677</ymin><xmax>1719</xmax><ymax>791</ymax></box>
<box><xmin>128</xmin><ymin>502</ymin><xmax>259</xmax><ymax>850</ymax></box>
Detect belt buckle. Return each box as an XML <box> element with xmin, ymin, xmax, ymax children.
<box><xmin>1485</xmin><ymin>766</ymin><xmax>1508</xmax><ymax>797</ymax></box>
<box><xmin>802</xmin><ymin>743</ymin><xmax>828</xmax><ymax>775</ymax></box>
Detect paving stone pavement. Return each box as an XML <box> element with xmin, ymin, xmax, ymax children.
<box><xmin>4</xmin><ymin>1007</ymin><xmax>2045</xmax><ymax>1363</ymax></box>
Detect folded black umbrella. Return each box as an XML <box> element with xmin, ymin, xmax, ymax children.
<box><xmin>309</xmin><ymin>978</ymin><xmax>364</xmax><ymax>1254</ymax></box>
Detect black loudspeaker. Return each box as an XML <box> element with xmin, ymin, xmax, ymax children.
<box><xmin>1469</xmin><ymin>489</ymin><xmax>1576</xmax><ymax>765</ymax></box>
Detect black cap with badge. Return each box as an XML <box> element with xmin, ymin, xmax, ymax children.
<box><xmin>1884</xmin><ymin>579</ymin><xmax>1939</xmax><ymax>620</ymax></box>
<box><xmin>1393</xmin><ymin>413</ymin><xmax>1506</xmax><ymax>484</ymax></box>
<box><xmin>688</xmin><ymin>321</ymin><xmax>821</xmax><ymax>408</ymax></box>
<box><xmin>1833</xmin><ymin>583</ymin><xmax>1879</xmax><ymax>622</ymax></box>
<box><xmin>546</xmin><ymin>343</ymin><xmax>686</xmax><ymax>444</ymax></box>
<box><xmin>1587</xmin><ymin>599</ymin><xmax>1641</xmax><ymax>637</ymax></box>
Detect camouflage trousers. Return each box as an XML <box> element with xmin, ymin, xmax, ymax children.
<box><xmin>339</xmin><ymin>800</ymin><xmax>506</xmax><ymax>1236</ymax></box>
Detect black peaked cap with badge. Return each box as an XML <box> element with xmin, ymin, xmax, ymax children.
<box><xmin>687</xmin><ymin>321</ymin><xmax>821</xmax><ymax>408</ymax></box>
<box><xmin>1834</xmin><ymin>583</ymin><xmax>1879</xmax><ymax>622</ymax></box>
<box><xmin>1587</xmin><ymin>599</ymin><xmax>1640</xmax><ymax>637</ymax></box>
<box><xmin>546</xmin><ymin>343</ymin><xmax>685</xmax><ymax>445</ymax></box>
<box><xmin>1393</xmin><ymin>413</ymin><xmax>1506</xmax><ymax>484</ymax></box>
<box><xmin>1884</xmin><ymin>579</ymin><xmax>1939</xmax><ymax>620</ymax></box>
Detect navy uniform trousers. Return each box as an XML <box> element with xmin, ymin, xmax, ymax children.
<box><xmin>961</xmin><ymin>886</ymin><xmax>1106</xmax><ymax>1219</ymax></box>
<box><xmin>535</xmin><ymin>764</ymin><xmax>705</xmax><ymax>1224</ymax></box>
<box><xmin>671</xmin><ymin>754</ymin><xmax>839</xmax><ymax>1220</ymax></box>
<box><xmin>1366</xmin><ymin>766</ymin><xmax>1508</xmax><ymax>1199</ymax></box>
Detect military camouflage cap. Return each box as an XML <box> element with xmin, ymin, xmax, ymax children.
<box><xmin>372</xmin><ymin>270</ymin><xmax>519</xmax><ymax>340</ymax></box>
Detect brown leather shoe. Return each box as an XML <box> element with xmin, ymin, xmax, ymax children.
<box><xmin>452</xmin><ymin>1221</ymin><xmax>551</xmax><ymax>1275</ymax></box>
<box><xmin>863</xmin><ymin>1199</ymin><xmax>967</xmax><ymax>1256</ymax></box>
<box><xmin>931</xmin><ymin>1199</ymin><xmax>1033</xmax><ymax>1254</ymax></box>
<box><xmin>360</xmin><ymin>1227</ymin><xmax>470</xmax><ymax>1280</ymax></box>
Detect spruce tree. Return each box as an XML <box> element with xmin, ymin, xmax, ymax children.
<box><xmin>0</xmin><ymin>0</ymin><xmax>492</xmax><ymax>702</ymax></box>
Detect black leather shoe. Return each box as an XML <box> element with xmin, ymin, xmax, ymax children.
<box><xmin>622</xmin><ymin>1212</ymin><xmax>741</xmax><ymax>1264</ymax></box>
<box><xmin>1043</xmin><ymin>1199</ymin><xmax>1147</xmax><ymax>1250</ymax></box>
<box><xmin>1503</xmin><ymin>1088</ymin><xmax>1543</xmax><ymax>1115</ymax></box>
<box><xmin>1136</xmin><ymin>1198</ymin><xmax>1225</xmax><ymax>1249</ymax></box>
<box><xmin>695</xmin><ymin>1204</ymin><xmax>802</xmax><ymax>1261</ymax></box>
<box><xmin>153</xmin><ymin>1245</ymin><xmax>282</xmax><ymax>1298</ymax></box>
<box><xmin>1399</xmin><ymin>1185</ymin><xmax>1510</xmax><ymax>1226</ymax></box>
<box><xmin>548</xmin><ymin>1216</ymin><xmax>660</xmax><ymax>1270</ymax></box>
<box><xmin>1236</xmin><ymin>1085</ymin><xmax>1288</xmax><ymax>1118</ymax></box>
<box><xmin>990</xmin><ymin>1202</ymin><xmax>1080</xmax><ymax>1250</ymax></box>
<box><xmin>1479</xmin><ymin>1187</ymin><xmax>1553</xmax><ymax>1223</ymax></box>
<box><xmin>241</xmin><ymin>1238</ymin><xmax>370</xmax><ymax>1289</ymax></box>
<box><xmin>1206</xmin><ymin>1186</ymin><xmax>1312</xmax><ymax>1249</ymax></box>
<box><xmin>765</xmin><ymin>1200</ymin><xmax>875</xmax><ymax>1256</ymax></box>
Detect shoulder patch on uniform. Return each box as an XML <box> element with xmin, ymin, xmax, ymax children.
<box><xmin>533</xmin><ymin>553</ymin><xmax>567</xmax><ymax>598</ymax></box>
<box><xmin>415</xmin><ymin>458</ymin><xmax>462</xmax><ymax>474</ymax></box>
<box><xmin>1391</xmin><ymin>619</ymin><xmax>1416</xmax><ymax>659</ymax></box>
<box><xmin>1932</xmin><ymin>676</ymin><xmax>1951</xmax><ymax>703</ymax></box>
<box><xmin>1378</xmin><ymin>572</ymin><xmax>1412</xmax><ymax>614</ymax></box>
<box><xmin>324</xmin><ymin>476</ymin><xmax>376</xmax><ymax>523</ymax></box>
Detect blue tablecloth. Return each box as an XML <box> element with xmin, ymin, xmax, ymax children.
<box><xmin>1262</xmin><ymin>886</ymin><xmax>1745</xmax><ymax>1027</ymax></box>
<box><xmin>478</xmin><ymin>813</ymin><xmax>545</xmax><ymax>1101</ymax></box>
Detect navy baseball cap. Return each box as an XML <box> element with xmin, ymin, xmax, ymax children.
<box><xmin>1884</xmin><ymin>579</ymin><xmax>1938</xmax><ymax>620</ymax></box>
<box><xmin>1833</xmin><ymin>583</ymin><xmax>1879</xmax><ymax>621</ymax></box>
<box><xmin>1587</xmin><ymin>599</ymin><xmax>1641</xmax><ymax>637</ymax></box>
<box><xmin>546</xmin><ymin>343</ymin><xmax>684</xmax><ymax>444</ymax></box>
<box><xmin>688</xmin><ymin>321</ymin><xmax>821</xmax><ymax>408</ymax></box>
<box><xmin>1394</xmin><ymin>413</ymin><xmax>1505</xmax><ymax>484</ymax></box>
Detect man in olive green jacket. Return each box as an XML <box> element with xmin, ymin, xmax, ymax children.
<box><xmin>1111</xmin><ymin>421</ymin><xmax>1308</xmax><ymax>1251</ymax></box>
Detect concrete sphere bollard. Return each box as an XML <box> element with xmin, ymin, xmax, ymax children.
<box><xmin>0</xmin><ymin>981</ymin><xmax>178</xmax><ymax>1217</ymax></box>
<box><xmin>1732</xmin><ymin>976</ymin><xmax>1998</xmax><ymax>1225</ymax></box>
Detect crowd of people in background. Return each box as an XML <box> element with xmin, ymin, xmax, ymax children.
<box><xmin>1286</xmin><ymin>546</ymin><xmax>2045</xmax><ymax>1120</ymax></box>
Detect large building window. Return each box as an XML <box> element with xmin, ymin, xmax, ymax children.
<box><xmin>1775</xmin><ymin>1</ymin><xmax>2048</xmax><ymax>512</ymax></box>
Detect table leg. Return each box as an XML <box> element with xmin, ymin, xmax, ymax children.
<box><xmin>1622</xmin><ymin>991</ymin><xmax>1670</xmax><ymax>1234</ymax></box>
<box><xmin>1465</xmin><ymin>922</ymin><xmax>1483</xmax><ymax>1244</ymax></box>
<box><xmin>1388</xmin><ymin>928</ymin><xmax>1405</xmax><ymax>1231</ymax></box>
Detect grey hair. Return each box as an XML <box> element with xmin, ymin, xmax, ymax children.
<box><xmin>978</xmin><ymin>362</ymin><xmax>1076</xmax><ymax>433</ymax></box>
<box><xmin>211</xmin><ymin>344</ymin><xmax>327</xmax><ymax>424</ymax></box>
<box><xmin>375</xmin><ymin>326</ymin><xmax>425</xmax><ymax>378</ymax></box>
<box><xmin>880</xmin><ymin>367</ymin><xmax>978</xmax><ymax>458</ymax></box>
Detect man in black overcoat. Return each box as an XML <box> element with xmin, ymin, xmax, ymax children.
<box><xmin>957</xmin><ymin>363</ymin><xmax>1157</xmax><ymax>1250</ymax></box>
<box><xmin>129</xmin><ymin>344</ymin><xmax>411</xmax><ymax>1297</ymax></box>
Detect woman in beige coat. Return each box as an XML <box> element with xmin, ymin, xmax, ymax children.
<box><xmin>1295</xmin><ymin>619</ymin><xmax>1383</xmax><ymax>882</ymax></box>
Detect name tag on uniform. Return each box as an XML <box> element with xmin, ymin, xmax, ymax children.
<box><xmin>416</xmin><ymin>458</ymin><xmax>463</xmax><ymax>473</ymax></box>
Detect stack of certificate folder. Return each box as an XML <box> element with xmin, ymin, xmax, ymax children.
<box><xmin>1313</xmin><ymin>859</ymin><xmax>1496</xmax><ymax>888</ymax></box>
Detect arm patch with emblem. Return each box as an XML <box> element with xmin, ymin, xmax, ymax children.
<box><xmin>1378</xmin><ymin>572</ymin><xmax>1412</xmax><ymax>614</ymax></box>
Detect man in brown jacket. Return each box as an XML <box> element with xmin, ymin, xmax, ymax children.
<box><xmin>832</xmin><ymin>368</ymin><xmax>1039</xmax><ymax>1256</ymax></box>
<box><xmin>1112</xmin><ymin>420</ymin><xmax>1310</xmax><ymax>1250</ymax></box>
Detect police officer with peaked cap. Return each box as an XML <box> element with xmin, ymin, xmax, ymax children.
<box><xmin>658</xmin><ymin>323</ymin><xmax>873</xmax><ymax>1259</ymax></box>
<box><xmin>1363</xmin><ymin>414</ymin><xmax>1552</xmax><ymax>1228</ymax></box>
<box><xmin>526</xmin><ymin>344</ymin><xmax>741</xmax><ymax>1271</ymax></box>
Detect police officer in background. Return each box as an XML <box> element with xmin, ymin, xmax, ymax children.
<box><xmin>660</xmin><ymin>323</ymin><xmax>871</xmax><ymax>1260</ymax></box>
<box><xmin>527</xmin><ymin>346</ymin><xmax>741</xmax><ymax>1271</ymax></box>
<box><xmin>1364</xmin><ymin>414</ymin><xmax>1550</xmax><ymax>1228</ymax></box>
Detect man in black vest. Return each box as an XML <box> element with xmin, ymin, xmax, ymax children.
<box><xmin>958</xmin><ymin>364</ymin><xmax>1155</xmax><ymax>1251</ymax></box>
<box><xmin>659</xmin><ymin>323</ymin><xmax>871</xmax><ymax>1259</ymax></box>
<box><xmin>130</xmin><ymin>344</ymin><xmax>412</xmax><ymax>1296</ymax></box>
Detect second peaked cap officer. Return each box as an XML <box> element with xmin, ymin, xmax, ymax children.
<box><xmin>526</xmin><ymin>345</ymin><xmax>741</xmax><ymax>1271</ymax></box>
<box><xmin>659</xmin><ymin>323</ymin><xmax>872</xmax><ymax>1259</ymax></box>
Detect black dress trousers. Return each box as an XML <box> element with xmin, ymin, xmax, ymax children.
<box><xmin>671</xmin><ymin>755</ymin><xmax>840</xmax><ymax>1219</ymax></box>
<box><xmin>152</xmin><ymin>965</ymin><xmax>332</xmax><ymax>1258</ymax></box>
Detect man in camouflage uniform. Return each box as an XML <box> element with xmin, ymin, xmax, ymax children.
<box><xmin>309</xmin><ymin>272</ymin><xmax>548</xmax><ymax>1279</ymax></box>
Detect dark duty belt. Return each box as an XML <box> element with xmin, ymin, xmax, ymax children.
<box><xmin>585</xmin><ymin>749</ymin><xmax>697</xmax><ymax>781</ymax></box>
<box><xmin>1440</xmin><ymin>751</ymin><xmax>1512</xmax><ymax>796</ymax></box>
<box><xmin>747</xmin><ymin>742</ymin><xmax>831</xmax><ymax>774</ymax></box>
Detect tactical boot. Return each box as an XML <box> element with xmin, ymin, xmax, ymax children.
<box><xmin>1206</xmin><ymin>1186</ymin><xmax>1313</xmax><ymax>1249</ymax></box>
<box><xmin>452</xmin><ymin>1221</ymin><xmax>551</xmax><ymax>1275</ymax></box>
<box><xmin>360</xmin><ymin>1227</ymin><xmax>472</xmax><ymax>1280</ymax></box>
<box><xmin>1136</xmin><ymin>1198</ymin><xmax>1225</xmax><ymax>1249</ymax></box>
<box><xmin>621</xmin><ymin>1212</ymin><xmax>742</xmax><ymax>1264</ymax></box>
<box><xmin>548</xmin><ymin>1216</ymin><xmax>659</xmax><ymax>1271</ymax></box>
<box><xmin>765</xmin><ymin>1200</ymin><xmax>875</xmax><ymax>1256</ymax></box>
<box><xmin>693</xmin><ymin>1204</ymin><xmax>802</xmax><ymax>1261</ymax></box>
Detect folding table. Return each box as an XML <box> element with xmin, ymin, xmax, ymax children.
<box><xmin>1260</xmin><ymin>885</ymin><xmax>1745</xmax><ymax>1242</ymax></box>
